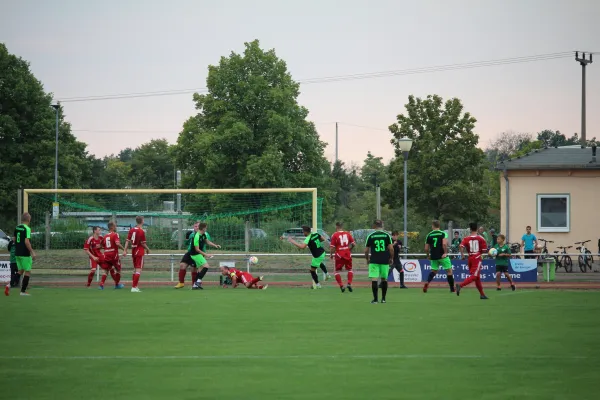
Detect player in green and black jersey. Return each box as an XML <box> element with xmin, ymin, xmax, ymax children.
<box><xmin>423</xmin><ymin>220</ymin><xmax>455</xmax><ymax>293</ymax></box>
<box><xmin>287</xmin><ymin>225</ymin><xmax>329</xmax><ymax>289</ymax></box>
<box><xmin>493</xmin><ymin>234</ymin><xmax>515</xmax><ymax>291</ymax></box>
<box><xmin>365</xmin><ymin>220</ymin><xmax>393</xmax><ymax>304</ymax></box>
<box><xmin>175</xmin><ymin>222</ymin><xmax>199</xmax><ymax>289</ymax></box>
<box><xmin>10</xmin><ymin>213</ymin><xmax>36</xmax><ymax>296</ymax></box>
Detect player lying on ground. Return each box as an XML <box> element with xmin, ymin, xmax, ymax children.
<box><xmin>99</xmin><ymin>221</ymin><xmax>125</xmax><ymax>289</ymax></box>
<box><xmin>423</xmin><ymin>220</ymin><xmax>455</xmax><ymax>293</ymax></box>
<box><xmin>329</xmin><ymin>221</ymin><xmax>355</xmax><ymax>293</ymax></box>
<box><xmin>286</xmin><ymin>226</ymin><xmax>330</xmax><ymax>289</ymax></box>
<box><xmin>123</xmin><ymin>216</ymin><xmax>151</xmax><ymax>293</ymax></box>
<box><xmin>456</xmin><ymin>222</ymin><xmax>488</xmax><ymax>300</ymax></box>
<box><xmin>365</xmin><ymin>219</ymin><xmax>394</xmax><ymax>304</ymax></box>
<box><xmin>220</xmin><ymin>266</ymin><xmax>267</xmax><ymax>289</ymax></box>
<box><xmin>191</xmin><ymin>223</ymin><xmax>222</xmax><ymax>290</ymax></box>
<box><xmin>493</xmin><ymin>234</ymin><xmax>515</xmax><ymax>291</ymax></box>
<box><xmin>175</xmin><ymin>222</ymin><xmax>200</xmax><ymax>289</ymax></box>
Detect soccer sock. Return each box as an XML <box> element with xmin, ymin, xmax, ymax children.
<box><xmin>427</xmin><ymin>271</ymin><xmax>436</xmax><ymax>283</ymax></box>
<box><xmin>447</xmin><ymin>274</ymin><xmax>455</xmax><ymax>289</ymax></box>
<box><xmin>310</xmin><ymin>270</ymin><xmax>319</xmax><ymax>284</ymax></box>
<box><xmin>257</xmin><ymin>285</ymin><xmax>264</xmax><ymax>289</ymax></box>
<box><xmin>132</xmin><ymin>272</ymin><xmax>141</xmax><ymax>288</ymax></box>
<box><xmin>475</xmin><ymin>277</ymin><xmax>485</xmax><ymax>296</ymax></box>
<box><xmin>334</xmin><ymin>272</ymin><xmax>343</xmax><ymax>287</ymax></box>
<box><xmin>371</xmin><ymin>281</ymin><xmax>378</xmax><ymax>301</ymax></box>
<box><xmin>460</xmin><ymin>275</ymin><xmax>475</xmax><ymax>288</ymax></box>
<box><xmin>191</xmin><ymin>270</ymin><xmax>198</xmax><ymax>283</ymax></box>
<box><xmin>250</xmin><ymin>277</ymin><xmax>261</xmax><ymax>285</ymax></box>
<box><xmin>114</xmin><ymin>270</ymin><xmax>121</xmax><ymax>285</ymax></box>
<box><xmin>87</xmin><ymin>271</ymin><xmax>95</xmax><ymax>286</ymax></box>
<box><xmin>347</xmin><ymin>270</ymin><xmax>354</xmax><ymax>285</ymax></box>
<box><xmin>178</xmin><ymin>269</ymin><xmax>186</xmax><ymax>283</ymax></box>
<box><xmin>197</xmin><ymin>267</ymin><xmax>208</xmax><ymax>280</ymax></box>
<box><xmin>320</xmin><ymin>264</ymin><xmax>328</xmax><ymax>274</ymax></box>
<box><xmin>399</xmin><ymin>270</ymin><xmax>405</xmax><ymax>285</ymax></box>
<box><xmin>100</xmin><ymin>274</ymin><xmax>108</xmax><ymax>286</ymax></box>
<box><xmin>21</xmin><ymin>276</ymin><xmax>30</xmax><ymax>293</ymax></box>
<box><xmin>381</xmin><ymin>280</ymin><xmax>388</xmax><ymax>301</ymax></box>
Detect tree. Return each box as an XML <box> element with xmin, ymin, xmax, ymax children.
<box><xmin>130</xmin><ymin>139</ymin><xmax>176</xmax><ymax>189</ymax></box>
<box><xmin>174</xmin><ymin>40</ymin><xmax>334</xmax><ymax>221</ymax></box>
<box><xmin>0</xmin><ymin>43</ymin><xmax>92</xmax><ymax>226</ymax></box>
<box><xmin>387</xmin><ymin>94</ymin><xmax>489</xmax><ymax>222</ymax></box>
<box><xmin>486</xmin><ymin>131</ymin><xmax>535</xmax><ymax>163</ymax></box>
<box><xmin>360</xmin><ymin>152</ymin><xmax>387</xmax><ymax>188</ymax></box>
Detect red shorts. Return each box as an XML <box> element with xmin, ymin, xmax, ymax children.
<box><xmin>102</xmin><ymin>257</ymin><xmax>122</xmax><ymax>271</ymax></box>
<box><xmin>468</xmin><ymin>257</ymin><xmax>482</xmax><ymax>276</ymax></box>
<box><xmin>132</xmin><ymin>255</ymin><xmax>144</xmax><ymax>269</ymax></box>
<box><xmin>89</xmin><ymin>258</ymin><xmax>101</xmax><ymax>270</ymax></box>
<box><xmin>240</xmin><ymin>272</ymin><xmax>255</xmax><ymax>285</ymax></box>
<box><xmin>334</xmin><ymin>256</ymin><xmax>353</xmax><ymax>271</ymax></box>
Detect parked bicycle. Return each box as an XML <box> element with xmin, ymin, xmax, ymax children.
<box><xmin>553</xmin><ymin>246</ymin><xmax>573</xmax><ymax>273</ymax></box>
<box><xmin>538</xmin><ymin>238</ymin><xmax>554</xmax><ymax>259</ymax></box>
<box><xmin>575</xmin><ymin>240</ymin><xmax>594</xmax><ymax>272</ymax></box>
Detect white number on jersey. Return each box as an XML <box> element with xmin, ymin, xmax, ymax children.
<box><xmin>105</xmin><ymin>237</ymin><xmax>112</xmax><ymax>249</ymax></box>
<box><xmin>131</xmin><ymin>232</ymin><xmax>136</xmax><ymax>243</ymax></box>
<box><xmin>469</xmin><ymin>239</ymin><xmax>480</xmax><ymax>253</ymax></box>
<box><xmin>339</xmin><ymin>234</ymin><xmax>349</xmax><ymax>247</ymax></box>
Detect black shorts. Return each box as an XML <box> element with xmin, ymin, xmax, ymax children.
<box><xmin>524</xmin><ymin>250</ymin><xmax>536</xmax><ymax>259</ymax></box>
<box><xmin>180</xmin><ymin>252</ymin><xmax>197</xmax><ymax>267</ymax></box>
<box><xmin>495</xmin><ymin>265</ymin><xmax>509</xmax><ymax>273</ymax></box>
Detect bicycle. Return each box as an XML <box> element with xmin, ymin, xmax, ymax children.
<box><xmin>538</xmin><ymin>238</ymin><xmax>554</xmax><ymax>259</ymax></box>
<box><xmin>553</xmin><ymin>246</ymin><xmax>573</xmax><ymax>273</ymax></box>
<box><xmin>575</xmin><ymin>240</ymin><xmax>594</xmax><ymax>272</ymax></box>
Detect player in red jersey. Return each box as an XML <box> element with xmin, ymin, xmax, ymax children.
<box><xmin>220</xmin><ymin>266</ymin><xmax>267</xmax><ymax>290</ymax></box>
<box><xmin>456</xmin><ymin>222</ymin><xmax>489</xmax><ymax>299</ymax></box>
<box><xmin>83</xmin><ymin>226</ymin><xmax>104</xmax><ymax>287</ymax></box>
<box><xmin>99</xmin><ymin>221</ymin><xmax>125</xmax><ymax>290</ymax></box>
<box><xmin>329</xmin><ymin>222</ymin><xmax>356</xmax><ymax>293</ymax></box>
<box><xmin>123</xmin><ymin>216</ymin><xmax>150</xmax><ymax>293</ymax></box>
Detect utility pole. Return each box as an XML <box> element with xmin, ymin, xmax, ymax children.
<box><xmin>335</xmin><ymin>122</ymin><xmax>338</xmax><ymax>163</ymax></box>
<box><xmin>575</xmin><ymin>51</ymin><xmax>593</xmax><ymax>148</ymax></box>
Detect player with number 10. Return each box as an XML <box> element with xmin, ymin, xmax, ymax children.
<box><xmin>456</xmin><ymin>222</ymin><xmax>489</xmax><ymax>299</ymax></box>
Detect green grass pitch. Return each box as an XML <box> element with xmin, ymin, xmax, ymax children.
<box><xmin>2</xmin><ymin>286</ymin><xmax>600</xmax><ymax>400</ymax></box>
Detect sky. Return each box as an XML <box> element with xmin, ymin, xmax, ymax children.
<box><xmin>1</xmin><ymin>0</ymin><xmax>599</xmax><ymax>165</ymax></box>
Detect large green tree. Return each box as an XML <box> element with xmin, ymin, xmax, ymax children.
<box><xmin>387</xmin><ymin>94</ymin><xmax>489</xmax><ymax>223</ymax></box>
<box><xmin>0</xmin><ymin>43</ymin><xmax>91</xmax><ymax>227</ymax></box>
<box><xmin>130</xmin><ymin>139</ymin><xmax>176</xmax><ymax>189</ymax></box>
<box><xmin>174</xmin><ymin>40</ymin><xmax>334</xmax><ymax>222</ymax></box>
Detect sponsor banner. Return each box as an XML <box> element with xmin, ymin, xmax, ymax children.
<box><xmin>0</xmin><ymin>261</ymin><xmax>10</xmax><ymax>283</ymax></box>
<box><xmin>390</xmin><ymin>259</ymin><xmax>537</xmax><ymax>283</ymax></box>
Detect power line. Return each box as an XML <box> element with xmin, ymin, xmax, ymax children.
<box><xmin>72</xmin><ymin>129</ymin><xmax>176</xmax><ymax>133</ymax></box>
<box><xmin>57</xmin><ymin>51</ymin><xmax>573</xmax><ymax>103</ymax></box>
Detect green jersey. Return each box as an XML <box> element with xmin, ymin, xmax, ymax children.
<box><xmin>186</xmin><ymin>231</ymin><xmax>196</xmax><ymax>252</ymax></box>
<box><xmin>425</xmin><ymin>230</ymin><xmax>447</xmax><ymax>260</ymax></box>
<box><xmin>192</xmin><ymin>232</ymin><xmax>211</xmax><ymax>255</ymax></box>
<box><xmin>494</xmin><ymin>243</ymin><xmax>511</xmax><ymax>266</ymax></box>
<box><xmin>366</xmin><ymin>230</ymin><xmax>393</xmax><ymax>264</ymax></box>
<box><xmin>304</xmin><ymin>233</ymin><xmax>325</xmax><ymax>258</ymax></box>
<box><xmin>14</xmin><ymin>224</ymin><xmax>32</xmax><ymax>257</ymax></box>
<box><xmin>8</xmin><ymin>239</ymin><xmax>17</xmax><ymax>263</ymax></box>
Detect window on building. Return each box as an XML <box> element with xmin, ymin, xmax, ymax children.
<box><xmin>537</xmin><ymin>194</ymin><xmax>570</xmax><ymax>233</ymax></box>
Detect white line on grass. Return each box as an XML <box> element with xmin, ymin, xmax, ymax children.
<box><xmin>0</xmin><ymin>354</ymin><xmax>590</xmax><ymax>361</ymax></box>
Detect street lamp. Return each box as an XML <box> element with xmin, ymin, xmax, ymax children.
<box><xmin>50</xmin><ymin>104</ymin><xmax>60</xmax><ymax>201</ymax></box>
<box><xmin>397</xmin><ymin>137</ymin><xmax>413</xmax><ymax>254</ymax></box>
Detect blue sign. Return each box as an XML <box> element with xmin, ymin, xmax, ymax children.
<box><xmin>389</xmin><ymin>259</ymin><xmax>537</xmax><ymax>283</ymax></box>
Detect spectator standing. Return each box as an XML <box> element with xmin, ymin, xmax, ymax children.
<box><xmin>521</xmin><ymin>226</ymin><xmax>538</xmax><ymax>259</ymax></box>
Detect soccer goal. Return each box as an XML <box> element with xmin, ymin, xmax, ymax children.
<box><xmin>19</xmin><ymin>188</ymin><xmax>322</xmax><ymax>282</ymax></box>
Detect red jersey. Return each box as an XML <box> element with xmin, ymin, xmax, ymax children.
<box><xmin>84</xmin><ymin>235</ymin><xmax>103</xmax><ymax>259</ymax></box>
<box><xmin>330</xmin><ymin>231</ymin><xmax>355</xmax><ymax>260</ymax></box>
<box><xmin>228</xmin><ymin>268</ymin><xmax>244</xmax><ymax>280</ymax></box>
<box><xmin>101</xmin><ymin>232</ymin><xmax>121</xmax><ymax>259</ymax></box>
<box><xmin>460</xmin><ymin>235</ymin><xmax>488</xmax><ymax>258</ymax></box>
<box><xmin>127</xmin><ymin>226</ymin><xmax>147</xmax><ymax>256</ymax></box>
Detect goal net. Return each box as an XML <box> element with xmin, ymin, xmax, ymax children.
<box><xmin>23</xmin><ymin>188</ymin><xmax>322</xmax><ymax>283</ymax></box>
